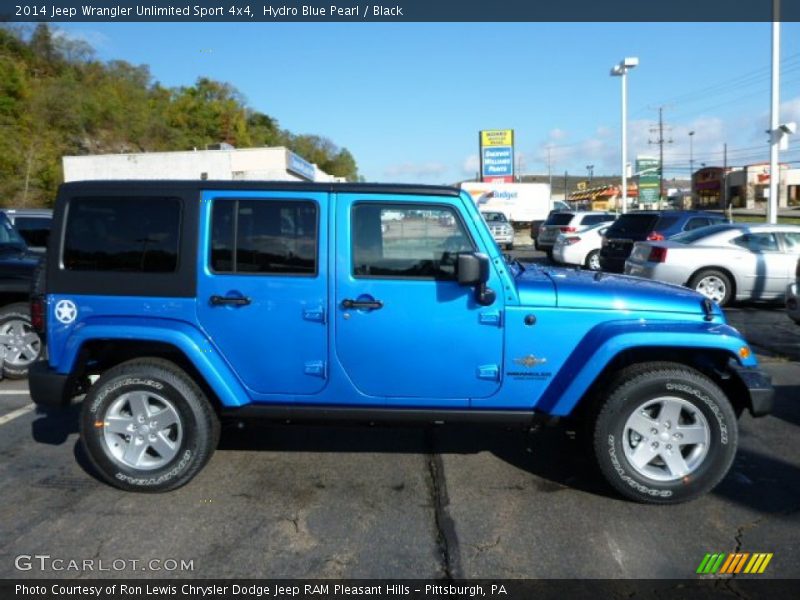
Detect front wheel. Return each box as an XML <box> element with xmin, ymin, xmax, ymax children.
<box><xmin>592</xmin><ymin>362</ymin><xmax>737</xmax><ymax>504</ymax></box>
<box><xmin>80</xmin><ymin>358</ymin><xmax>220</xmax><ymax>492</ymax></box>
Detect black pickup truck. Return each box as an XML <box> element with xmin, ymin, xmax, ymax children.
<box><xmin>0</xmin><ymin>211</ymin><xmax>43</xmax><ymax>378</ymax></box>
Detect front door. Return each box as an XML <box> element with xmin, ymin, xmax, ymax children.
<box><xmin>196</xmin><ymin>190</ymin><xmax>328</xmax><ymax>396</ymax></box>
<box><xmin>334</xmin><ymin>194</ymin><xmax>504</xmax><ymax>406</ymax></box>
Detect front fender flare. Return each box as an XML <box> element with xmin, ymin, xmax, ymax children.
<box><xmin>536</xmin><ymin>320</ymin><xmax>753</xmax><ymax>416</ymax></box>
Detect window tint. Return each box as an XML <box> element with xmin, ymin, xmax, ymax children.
<box><xmin>732</xmin><ymin>232</ymin><xmax>779</xmax><ymax>253</ymax></box>
<box><xmin>14</xmin><ymin>217</ymin><xmax>51</xmax><ymax>248</ymax></box>
<box><xmin>684</xmin><ymin>218</ymin><xmax>710</xmax><ymax>231</ymax></box>
<box><xmin>544</xmin><ymin>213</ymin><xmax>575</xmax><ymax>226</ymax></box>
<box><xmin>781</xmin><ymin>232</ymin><xmax>800</xmax><ymax>252</ymax></box>
<box><xmin>352</xmin><ymin>204</ymin><xmax>474</xmax><ymax>279</ymax></box>
<box><xmin>605</xmin><ymin>213</ymin><xmax>659</xmax><ymax>235</ymax></box>
<box><xmin>210</xmin><ymin>198</ymin><xmax>317</xmax><ymax>275</ymax></box>
<box><xmin>64</xmin><ymin>197</ymin><xmax>180</xmax><ymax>272</ymax></box>
<box><xmin>654</xmin><ymin>215</ymin><xmax>680</xmax><ymax>231</ymax></box>
<box><xmin>581</xmin><ymin>214</ymin><xmax>613</xmax><ymax>226</ymax></box>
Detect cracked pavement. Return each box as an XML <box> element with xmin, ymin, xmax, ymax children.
<box><xmin>0</xmin><ymin>250</ymin><xmax>798</xmax><ymax>579</ymax></box>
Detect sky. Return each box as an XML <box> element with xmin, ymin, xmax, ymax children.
<box><xmin>52</xmin><ymin>21</ymin><xmax>800</xmax><ymax>184</ymax></box>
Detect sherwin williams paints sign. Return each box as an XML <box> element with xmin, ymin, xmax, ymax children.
<box><xmin>480</xmin><ymin>129</ymin><xmax>514</xmax><ymax>183</ymax></box>
<box><xmin>636</xmin><ymin>156</ymin><xmax>661</xmax><ymax>205</ymax></box>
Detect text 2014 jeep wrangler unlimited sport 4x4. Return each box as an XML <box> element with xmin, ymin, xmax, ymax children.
<box><xmin>29</xmin><ymin>181</ymin><xmax>773</xmax><ymax>503</ymax></box>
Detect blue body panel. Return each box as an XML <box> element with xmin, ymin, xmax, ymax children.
<box><xmin>45</xmin><ymin>189</ymin><xmax>757</xmax><ymax>415</ymax></box>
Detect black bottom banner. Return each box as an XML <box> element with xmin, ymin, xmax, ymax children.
<box><xmin>3</xmin><ymin>579</ymin><xmax>799</xmax><ymax>600</ymax></box>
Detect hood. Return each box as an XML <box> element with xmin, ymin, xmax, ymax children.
<box><xmin>515</xmin><ymin>265</ymin><xmax>720</xmax><ymax>317</ymax></box>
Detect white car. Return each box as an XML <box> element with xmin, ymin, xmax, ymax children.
<box><xmin>788</xmin><ymin>257</ymin><xmax>800</xmax><ymax>325</ymax></box>
<box><xmin>552</xmin><ymin>222</ymin><xmax>611</xmax><ymax>271</ymax></box>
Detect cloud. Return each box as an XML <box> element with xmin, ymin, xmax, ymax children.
<box><xmin>462</xmin><ymin>154</ymin><xmax>480</xmax><ymax>176</ymax></box>
<box><xmin>384</xmin><ymin>161</ymin><xmax>448</xmax><ymax>180</ymax></box>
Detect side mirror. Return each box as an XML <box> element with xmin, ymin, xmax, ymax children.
<box><xmin>456</xmin><ymin>253</ymin><xmax>496</xmax><ymax>306</ymax></box>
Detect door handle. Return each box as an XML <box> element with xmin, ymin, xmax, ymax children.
<box><xmin>342</xmin><ymin>298</ymin><xmax>384</xmax><ymax>310</ymax></box>
<box><xmin>210</xmin><ymin>295</ymin><xmax>251</xmax><ymax>307</ymax></box>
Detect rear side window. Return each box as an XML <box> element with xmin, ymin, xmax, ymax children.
<box><xmin>63</xmin><ymin>197</ymin><xmax>180</xmax><ymax>273</ymax></box>
<box><xmin>544</xmin><ymin>213</ymin><xmax>575</xmax><ymax>226</ymax></box>
<box><xmin>733</xmin><ymin>232</ymin><xmax>779</xmax><ymax>253</ymax></box>
<box><xmin>684</xmin><ymin>217</ymin><xmax>710</xmax><ymax>231</ymax></box>
<box><xmin>14</xmin><ymin>217</ymin><xmax>51</xmax><ymax>248</ymax></box>
<box><xmin>654</xmin><ymin>215</ymin><xmax>680</xmax><ymax>231</ymax></box>
<box><xmin>210</xmin><ymin>198</ymin><xmax>317</xmax><ymax>275</ymax></box>
<box><xmin>581</xmin><ymin>214</ymin><xmax>613</xmax><ymax>226</ymax></box>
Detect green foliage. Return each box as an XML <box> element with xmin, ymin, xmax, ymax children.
<box><xmin>0</xmin><ymin>25</ymin><xmax>360</xmax><ymax>207</ymax></box>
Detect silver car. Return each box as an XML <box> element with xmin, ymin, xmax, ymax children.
<box><xmin>624</xmin><ymin>223</ymin><xmax>800</xmax><ymax>306</ymax></box>
<box><xmin>481</xmin><ymin>211</ymin><xmax>515</xmax><ymax>250</ymax></box>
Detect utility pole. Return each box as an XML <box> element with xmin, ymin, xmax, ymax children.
<box><xmin>722</xmin><ymin>143</ymin><xmax>728</xmax><ymax>210</ymax></box>
<box><xmin>649</xmin><ymin>107</ymin><xmax>673</xmax><ymax>202</ymax></box>
<box><xmin>564</xmin><ymin>171</ymin><xmax>569</xmax><ymax>204</ymax></box>
<box><xmin>547</xmin><ymin>147</ymin><xmax>553</xmax><ymax>201</ymax></box>
<box><xmin>586</xmin><ymin>164</ymin><xmax>594</xmax><ymax>185</ymax></box>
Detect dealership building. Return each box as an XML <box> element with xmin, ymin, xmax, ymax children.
<box><xmin>62</xmin><ymin>146</ymin><xmax>342</xmax><ymax>183</ymax></box>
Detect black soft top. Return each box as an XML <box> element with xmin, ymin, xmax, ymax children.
<box><xmin>58</xmin><ymin>180</ymin><xmax>461</xmax><ymax>198</ymax></box>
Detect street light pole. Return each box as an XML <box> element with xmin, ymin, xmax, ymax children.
<box><xmin>586</xmin><ymin>164</ymin><xmax>594</xmax><ymax>184</ymax></box>
<box><xmin>768</xmin><ymin>0</ymin><xmax>780</xmax><ymax>224</ymax></box>
<box><xmin>611</xmin><ymin>57</ymin><xmax>638</xmax><ymax>214</ymax></box>
<box><xmin>688</xmin><ymin>130</ymin><xmax>695</xmax><ymax>179</ymax></box>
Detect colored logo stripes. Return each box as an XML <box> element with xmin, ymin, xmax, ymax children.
<box><xmin>697</xmin><ymin>553</ymin><xmax>773</xmax><ymax>574</ymax></box>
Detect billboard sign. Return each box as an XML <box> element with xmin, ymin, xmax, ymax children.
<box><xmin>480</xmin><ymin>129</ymin><xmax>514</xmax><ymax>183</ymax></box>
<box><xmin>636</xmin><ymin>156</ymin><xmax>661</xmax><ymax>205</ymax></box>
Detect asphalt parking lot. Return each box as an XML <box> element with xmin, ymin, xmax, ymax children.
<box><xmin>0</xmin><ymin>245</ymin><xmax>798</xmax><ymax>580</ymax></box>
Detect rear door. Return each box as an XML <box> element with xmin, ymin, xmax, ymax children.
<box><xmin>730</xmin><ymin>231</ymin><xmax>788</xmax><ymax>297</ymax></box>
<box><xmin>334</xmin><ymin>194</ymin><xmax>504</xmax><ymax>405</ymax></box>
<box><xmin>196</xmin><ymin>190</ymin><xmax>328</xmax><ymax>396</ymax></box>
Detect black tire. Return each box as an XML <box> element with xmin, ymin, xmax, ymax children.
<box><xmin>584</xmin><ymin>249</ymin><xmax>601</xmax><ymax>271</ymax></box>
<box><xmin>80</xmin><ymin>358</ymin><xmax>220</xmax><ymax>492</ymax></box>
<box><xmin>545</xmin><ymin>248</ymin><xmax>554</xmax><ymax>261</ymax></box>
<box><xmin>591</xmin><ymin>361</ymin><xmax>738</xmax><ymax>504</ymax></box>
<box><xmin>0</xmin><ymin>302</ymin><xmax>43</xmax><ymax>379</ymax></box>
<box><xmin>534</xmin><ymin>241</ymin><xmax>541</xmax><ymax>251</ymax></box>
<box><xmin>505</xmin><ymin>243</ymin><xmax>514</xmax><ymax>251</ymax></box>
<box><xmin>688</xmin><ymin>269</ymin><xmax>734</xmax><ymax>307</ymax></box>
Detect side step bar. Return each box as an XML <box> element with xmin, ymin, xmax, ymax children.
<box><xmin>220</xmin><ymin>404</ymin><xmax>539</xmax><ymax>425</ymax></box>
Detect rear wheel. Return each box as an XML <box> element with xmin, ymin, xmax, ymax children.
<box><xmin>0</xmin><ymin>303</ymin><xmax>43</xmax><ymax>379</ymax></box>
<box><xmin>505</xmin><ymin>243</ymin><xmax>514</xmax><ymax>251</ymax></box>
<box><xmin>546</xmin><ymin>248</ymin><xmax>554</xmax><ymax>261</ymax></box>
<box><xmin>689</xmin><ymin>269</ymin><xmax>733</xmax><ymax>306</ymax></box>
<box><xmin>591</xmin><ymin>362</ymin><xmax>737</xmax><ymax>504</ymax></box>
<box><xmin>584</xmin><ymin>250</ymin><xmax>601</xmax><ymax>271</ymax></box>
<box><xmin>80</xmin><ymin>358</ymin><xmax>219</xmax><ymax>492</ymax></box>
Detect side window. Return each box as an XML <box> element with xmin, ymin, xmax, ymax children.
<box><xmin>63</xmin><ymin>197</ymin><xmax>180</xmax><ymax>272</ymax></box>
<box><xmin>582</xmin><ymin>214</ymin><xmax>612</xmax><ymax>226</ymax></box>
<box><xmin>685</xmin><ymin>218</ymin><xmax>710</xmax><ymax>231</ymax></box>
<box><xmin>210</xmin><ymin>198</ymin><xmax>317</xmax><ymax>275</ymax></box>
<box><xmin>732</xmin><ymin>232</ymin><xmax>779</xmax><ymax>253</ymax></box>
<box><xmin>352</xmin><ymin>204</ymin><xmax>475</xmax><ymax>279</ymax></box>
<box><xmin>782</xmin><ymin>232</ymin><xmax>800</xmax><ymax>252</ymax></box>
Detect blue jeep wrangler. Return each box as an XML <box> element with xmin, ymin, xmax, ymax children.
<box><xmin>29</xmin><ymin>181</ymin><xmax>773</xmax><ymax>503</ymax></box>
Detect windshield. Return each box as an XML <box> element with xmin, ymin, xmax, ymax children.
<box><xmin>0</xmin><ymin>214</ymin><xmax>26</xmax><ymax>247</ymax></box>
<box><xmin>671</xmin><ymin>224</ymin><xmax>737</xmax><ymax>244</ymax></box>
<box><xmin>482</xmin><ymin>212</ymin><xmax>508</xmax><ymax>223</ymax></box>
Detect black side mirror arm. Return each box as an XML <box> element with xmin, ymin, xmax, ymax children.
<box><xmin>475</xmin><ymin>282</ymin><xmax>496</xmax><ymax>306</ymax></box>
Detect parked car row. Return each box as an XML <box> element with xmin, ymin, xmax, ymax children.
<box><xmin>539</xmin><ymin>208</ymin><xmax>800</xmax><ymax>322</ymax></box>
